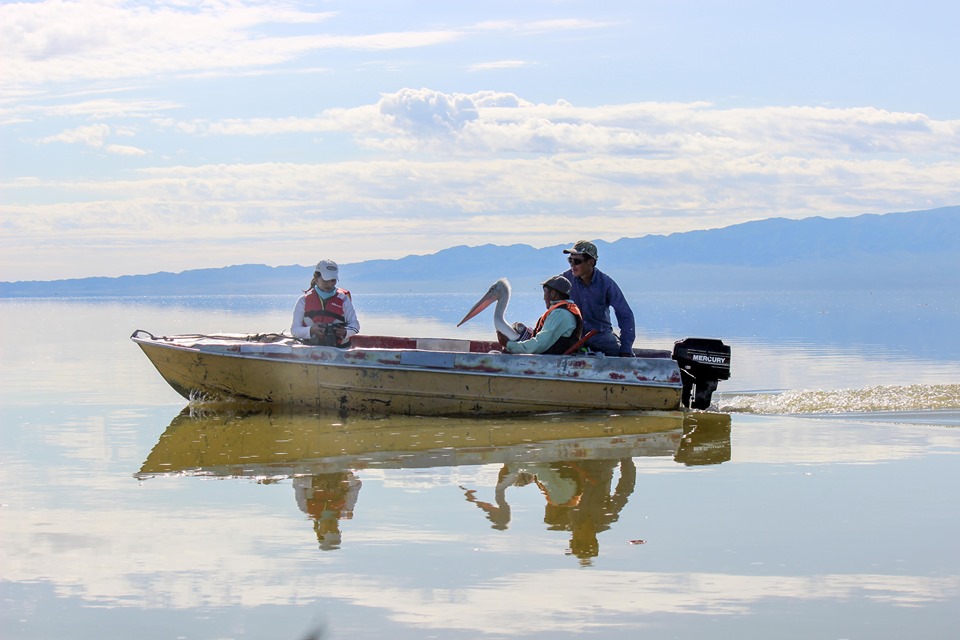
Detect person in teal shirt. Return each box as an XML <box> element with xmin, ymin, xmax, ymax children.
<box><xmin>505</xmin><ymin>276</ymin><xmax>583</xmax><ymax>355</ymax></box>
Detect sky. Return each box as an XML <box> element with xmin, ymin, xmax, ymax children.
<box><xmin>2</xmin><ymin>0</ymin><xmax>958</xmax><ymax>282</ymax></box>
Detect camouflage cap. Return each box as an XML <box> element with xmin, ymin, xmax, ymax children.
<box><xmin>562</xmin><ymin>240</ymin><xmax>598</xmax><ymax>261</ymax></box>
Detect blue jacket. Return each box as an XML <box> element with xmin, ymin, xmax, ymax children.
<box><xmin>561</xmin><ymin>268</ymin><xmax>636</xmax><ymax>353</ymax></box>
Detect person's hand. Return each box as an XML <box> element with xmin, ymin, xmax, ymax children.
<box><xmin>334</xmin><ymin>326</ymin><xmax>347</xmax><ymax>342</ymax></box>
<box><xmin>496</xmin><ymin>330</ymin><xmax>509</xmax><ymax>348</ymax></box>
<box><xmin>512</xmin><ymin>322</ymin><xmax>531</xmax><ymax>341</ymax></box>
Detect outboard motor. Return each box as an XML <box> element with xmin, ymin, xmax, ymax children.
<box><xmin>672</xmin><ymin>338</ymin><xmax>731</xmax><ymax>410</ymax></box>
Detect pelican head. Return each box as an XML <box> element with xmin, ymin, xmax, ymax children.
<box><xmin>457</xmin><ymin>278</ymin><xmax>521</xmax><ymax>341</ymax></box>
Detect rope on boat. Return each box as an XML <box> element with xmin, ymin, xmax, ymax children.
<box><xmin>130</xmin><ymin>328</ymin><xmax>343</xmax><ymax>347</ymax></box>
<box><xmin>130</xmin><ymin>329</ymin><xmax>290</xmax><ymax>343</ymax></box>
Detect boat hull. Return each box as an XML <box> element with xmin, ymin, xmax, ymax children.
<box><xmin>133</xmin><ymin>332</ymin><xmax>684</xmax><ymax>416</ymax></box>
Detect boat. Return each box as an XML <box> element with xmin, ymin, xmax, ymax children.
<box><xmin>132</xmin><ymin>329</ymin><xmax>730</xmax><ymax>416</ymax></box>
<box><xmin>131</xmin><ymin>278</ymin><xmax>731</xmax><ymax>417</ymax></box>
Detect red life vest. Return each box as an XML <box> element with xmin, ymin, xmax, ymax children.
<box><xmin>304</xmin><ymin>287</ymin><xmax>351</xmax><ymax>325</ymax></box>
<box><xmin>533</xmin><ymin>300</ymin><xmax>583</xmax><ymax>355</ymax></box>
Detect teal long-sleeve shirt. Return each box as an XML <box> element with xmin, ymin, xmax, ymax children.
<box><xmin>504</xmin><ymin>307</ymin><xmax>578</xmax><ymax>354</ymax></box>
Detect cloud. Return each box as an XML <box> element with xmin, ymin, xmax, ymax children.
<box><xmin>40</xmin><ymin>98</ymin><xmax>180</xmax><ymax>120</ymax></box>
<box><xmin>470</xmin><ymin>91</ymin><xmax>533</xmax><ymax>109</ymax></box>
<box><xmin>38</xmin><ymin>123</ymin><xmax>111</xmax><ymax>147</ymax></box>
<box><xmin>105</xmin><ymin>144</ymin><xmax>147</xmax><ymax>156</ymax></box>
<box><xmin>468</xmin><ymin>60</ymin><xmax>535</xmax><ymax>72</ymax></box>
<box><xmin>1</xmin><ymin>1</ymin><xmax>956</xmax><ymax>284</ymax></box>
<box><xmin>378</xmin><ymin>88</ymin><xmax>479</xmax><ymax>135</ymax></box>
<box><xmin>3</xmin><ymin>88</ymin><xmax>960</xmax><ymax>280</ymax></box>
<box><xmin>472</xmin><ymin>19</ymin><xmax>613</xmax><ymax>34</ymax></box>
<box><xmin>0</xmin><ymin>0</ymin><xmax>461</xmax><ymax>93</ymax></box>
<box><xmin>0</xmin><ymin>92</ymin><xmax>180</xmax><ymax>126</ymax></box>
<box><xmin>35</xmin><ymin>122</ymin><xmax>145</xmax><ymax>155</ymax></box>
<box><xmin>0</xmin><ymin>2</ymin><xmax>613</xmax><ymax>97</ymax></box>
<box><xmin>150</xmin><ymin>90</ymin><xmax>959</xmax><ymax>161</ymax></box>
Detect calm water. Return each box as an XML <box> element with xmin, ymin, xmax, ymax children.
<box><xmin>2</xmin><ymin>291</ymin><xmax>959</xmax><ymax>640</ymax></box>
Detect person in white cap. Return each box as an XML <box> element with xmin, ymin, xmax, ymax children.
<box><xmin>503</xmin><ymin>275</ymin><xmax>583</xmax><ymax>355</ymax></box>
<box><xmin>291</xmin><ymin>259</ymin><xmax>360</xmax><ymax>347</ymax></box>
<box><xmin>561</xmin><ymin>240</ymin><xmax>636</xmax><ymax>357</ymax></box>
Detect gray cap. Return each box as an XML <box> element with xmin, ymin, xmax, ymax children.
<box><xmin>541</xmin><ymin>275</ymin><xmax>572</xmax><ymax>296</ymax></box>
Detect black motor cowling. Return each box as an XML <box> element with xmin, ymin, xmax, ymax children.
<box><xmin>672</xmin><ymin>338</ymin><xmax>731</xmax><ymax>410</ymax></box>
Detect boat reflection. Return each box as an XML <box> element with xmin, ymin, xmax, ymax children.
<box><xmin>137</xmin><ymin>408</ymin><xmax>730</xmax><ymax>555</ymax></box>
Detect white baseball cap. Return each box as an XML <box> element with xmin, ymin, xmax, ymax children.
<box><xmin>314</xmin><ymin>259</ymin><xmax>339</xmax><ymax>281</ymax></box>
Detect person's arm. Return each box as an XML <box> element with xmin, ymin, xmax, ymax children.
<box><xmin>290</xmin><ymin>295</ymin><xmax>313</xmax><ymax>339</ymax></box>
<box><xmin>607</xmin><ymin>281</ymin><xmax>636</xmax><ymax>355</ymax></box>
<box><xmin>340</xmin><ymin>293</ymin><xmax>360</xmax><ymax>340</ymax></box>
<box><xmin>505</xmin><ymin>309</ymin><xmax>576</xmax><ymax>354</ymax></box>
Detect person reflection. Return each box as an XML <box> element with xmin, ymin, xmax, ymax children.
<box><xmin>294</xmin><ymin>471</ymin><xmax>362</xmax><ymax>551</ymax></box>
<box><xmin>460</xmin><ymin>458</ymin><xmax>636</xmax><ymax>564</ymax></box>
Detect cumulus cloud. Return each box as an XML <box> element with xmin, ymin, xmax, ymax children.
<box><xmin>470</xmin><ymin>91</ymin><xmax>533</xmax><ymax>109</ymax></box>
<box><xmin>378</xmin><ymin>88</ymin><xmax>480</xmax><ymax>136</ymax></box>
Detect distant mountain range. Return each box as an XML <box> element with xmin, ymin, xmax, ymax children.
<box><xmin>2</xmin><ymin>206</ymin><xmax>957</xmax><ymax>297</ymax></box>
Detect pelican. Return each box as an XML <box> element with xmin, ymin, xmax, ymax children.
<box><xmin>457</xmin><ymin>278</ymin><xmax>530</xmax><ymax>341</ymax></box>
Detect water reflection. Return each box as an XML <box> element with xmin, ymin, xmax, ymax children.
<box><xmin>138</xmin><ymin>409</ymin><xmax>731</xmax><ymax>560</ymax></box>
<box><xmin>461</xmin><ymin>458</ymin><xmax>637</xmax><ymax>563</ymax></box>
<box><xmin>294</xmin><ymin>472</ymin><xmax>361</xmax><ymax>551</ymax></box>
<box><xmin>458</xmin><ymin>415</ymin><xmax>731</xmax><ymax>563</ymax></box>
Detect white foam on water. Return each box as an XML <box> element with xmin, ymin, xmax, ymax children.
<box><xmin>717</xmin><ymin>383</ymin><xmax>960</xmax><ymax>415</ymax></box>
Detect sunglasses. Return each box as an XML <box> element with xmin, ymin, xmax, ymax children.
<box><xmin>567</xmin><ymin>256</ymin><xmax>587</xmax><ymax>266</ymax></box>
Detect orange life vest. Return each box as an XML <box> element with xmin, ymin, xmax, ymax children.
<box><xmin>533</xmin><ymin>300</ymin><xmax>583</xmax><ymax>355</ymax></box>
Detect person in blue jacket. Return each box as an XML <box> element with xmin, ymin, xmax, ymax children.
<box><xmin>561</xmin><ymin>240</ymin><xmax>636</xmax><ymax>357</ymax></box>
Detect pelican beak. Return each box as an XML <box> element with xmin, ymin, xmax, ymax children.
<box><xmin>457</xmin><ymin>291</ymin><xmax>497</xmax><ymax>326</ymax></box>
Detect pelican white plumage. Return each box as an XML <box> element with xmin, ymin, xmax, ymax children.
<box><xmin>457</xmin><ymin>278</ymin><xmax>526</xmax><ymax>341</ymax></box>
